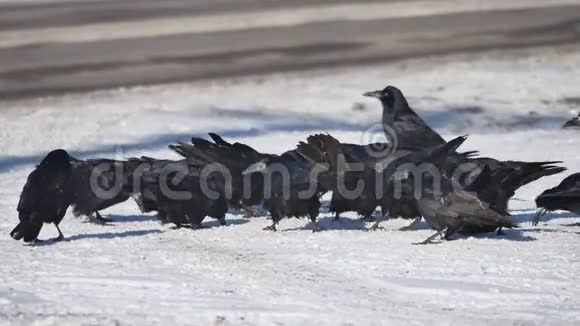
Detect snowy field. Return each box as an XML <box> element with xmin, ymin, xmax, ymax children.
<box><xmin>1</xmin><ymin>45</ymin><xmax>580</xmax><ymax>325</ymax></box>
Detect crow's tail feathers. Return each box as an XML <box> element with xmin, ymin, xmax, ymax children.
<box><xmin>427</xmin><ymin>135</ymin><xmax>468</xmax><ymax>165</ymax></box>
<box><xmin>459</xmin><ymin>150</ymin><xmax>479</xmax><ymax>159</ymax></box>
<box><xmin>504</xmin><ymin>161</ymin><xmax>567</xmax><ymax>192</ymax></box>
<box><xmin>169</xmin><ymin>140</ymin><xmax>218</xmax><ymax>164</ymax></box>
<box><xmin>208</xmin><ymin>133</ymin><xmax>232</xmax><ymax>147</ymax></box>
<box><xmin>168</xmin><ymin>142</ymin><xmax>196</xmax><ymax>159</ymax></box>
<box><xmin>296</xmin><ymin>133</ymin><xmax>343</xmax><ymax>171</ymax></box>
<box><xmin>170</xmin><ymin>133</ymin><xmax>262</xmax><ymax>169</ymax></box>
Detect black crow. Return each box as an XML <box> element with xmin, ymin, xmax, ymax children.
<box><xmin>381</xmin><ymin>136</ymin><xmax>519</xmax><ymax>244</ymax></box>
<box><xmin>363</xmin><ymin>85</ymin><xmax>445</xmax><ymax>149</ymax></box>
<box><xmin>365</xmin><ymin>85</ymin><xmax>566</xmax><ymax>213</ymax></box>
<box><xmin>66</xmin><ymin>157</ymin><xmax>142</xmax><ymax>224</ymax></box>
<box><xmin>464</xmin><ymin>158</ymin><xmax>566</xmax><ymax>213</ymax></box>
<box><xmin>169</xmin><ymin>133</ymin><xmax>272</xmax><ymax>216</ymax></box>
<box><xmin>297</xmin><ymin>137</ymin><xmax>393</xmax><ymax>224</ymax></box>
<box><xmin>11</xmin><ymin>149</ymin><xmax>72</xmax><ymax>242</ymax></box>
<box><xmin>297</xmin><ymin>135</ymin><xmax>477</xmax><ymax>231</ymax></box>
<box><xmin>242</xmin><ymin>145</ymin><xmax>333</xmax><ymax>232</ymax></box>
<box><xmin>562</xmin><ymin>113</ymin><xmax>580</xmax><ymax>128</ymax></box>
<box><xmin>534</xmin><ymin>173</ymin><xmax>580</xmax><ymax>225</ymax></box>
<box><xmin>134</xmin><ymin>157</ymin><xmax>228</xmax><ymax>228</ymax></box>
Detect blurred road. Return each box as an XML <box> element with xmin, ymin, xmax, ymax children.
<box><xmin>0</xmin><ymin>0</ymin><xmax>579</xmax><ymax>99</ymax></box>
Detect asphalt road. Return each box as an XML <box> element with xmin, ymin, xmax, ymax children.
<box><xmin>0</xmin><ymin>0</ymin><xmax>579</xmax><ymax>100</ymax></box>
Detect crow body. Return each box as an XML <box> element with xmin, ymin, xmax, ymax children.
<box><xmin>134</xmin><ymin>157</ymin><xmax>228</xmax><ymax>228</ymax></box>
<box><xmin>246</xmin><ymin>148</ymin><xmax>332</xmax><ymax>231</ymax></box>
<box><xmin>381</xmin><ymin>136</ymin><xmax>519</xmax><ymax>243</ymax></box>
<box><xmin>67</xmin><ymin>157</ymin><xmax>141</xmax><ymax>223</ymax></box>
<box><xmin>11</xmin><ymin>149</ymin><xmax>72</xmax><ymax>242</ymax></box>
<box><xmin>170</xmin><ymin>133</ymin><xmax>271</xmax><ymax>211</ymax></box>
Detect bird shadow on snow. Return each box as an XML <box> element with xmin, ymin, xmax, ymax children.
<box><xmin>278</xmin><ymin>218</ymin><xmax>367</xmax><ymax>232</ymax></box>
<box><xmin>99</xmin><ymin>214</ymin><xmax>160</xmax><ymax>223</ymax></box>
<box><xmin>29</xmin><ymin>229</ymin><xmax>163</xmax><ymax>246</ymax></box>
<box><xmin>513</xmin><ymin>210</ymin><xmax>580</xmax><ymax>225</ymax></box>
<box><xmin>204</xmin><ymin>218</ymin><xmax>249</xmax><ymax>229</ymax></box>
<box><xmin>468</xmin><ymin>229</ymin><xmax>537</xmax><ymax>242</ymax></box>
<box><xmin>67</xmin><ymin>229</ymin><xmax>163</xmax><ymax>242</ymax></box>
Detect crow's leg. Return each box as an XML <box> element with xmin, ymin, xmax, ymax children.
<box><xmin>369</xmin><ymin>209</ymin><xmax>391</xmax><ymax>231</ymax></box>
<box><xmin>496</xmin><ymin>227</ymin><xmax>505</xmax><ymax>235</ymax></box>
<box><xmin>53</xmin><ymin>224</ymin><xmax>65</xmax><ymax>242</ymax></box>
<box><xmin>413</xmin><ymin>228</ymin><xmax>447</xmax><ymax>245</ymax></box>
<box><xmin>359</xmin><ymin>214</ymin><xmax>375</xmax><ymax>222</ymax></box>
<box><xmin>332</xmin><ymin>212</ymin><xmax>340</xmax><ymax>222</ymax></box>
<box><xmin>368</xmin><ymin>221</ymin><xmax>385</xmax><ymax>231</ymax></box>
<box><xmin>218</xmin><ymin>216</ymin><xmax>227</xmax><ymax>226</ymax></box>
<box><xmin>368</xmin><ymin>222</ymin><xmax>384</xmax><ymax>231</ymax></box>
<box><xmin>95</xmin><ymin>211</ymin><xmax>113</xmax><ymax>223</ymax></box>
<box><xmin>310</xmin><ymin>222</ymin><xmax>324</xmax><ymax>232</ymax></box>
<box><xmin>399</xmin><ymin>217</ymin><xmax>421</xmax><ymax>231</ymax></box>
<box><xmin>309</xmin><ymin>218</ymin><xmax>324</xmax><ymax>232</ymax></box>
<box><xmin>264</xmin><ymin>206</ymin><xmax>283</xmax><ymax>231</ymax></box>
<box><xmin>443</xmin><ymin>226</ymin><xmax>459</xmax><ymax>240</ymax></box>
<box><xmin>87</xmin><ymin>211</ymin><xmax>113</xmax><ymax>225</ymax></box>
<box><xmin>381</xmin><ymin>206</ymin><xmax>388</xmax><ymax>218</ymax></box>
<box><xmin>263</xmin><ymin>223</ymin><xmax>277</xmax><ymax>232</ymax></box>
<box><xmin>308</xmin><ymin>210</ymin><xmax>324</xmax><ymax>232</ymax></box>
<box><xmin>532</xmin><ymin>208</ymin><xmax>547</xmax><ymax>226</ymax></box>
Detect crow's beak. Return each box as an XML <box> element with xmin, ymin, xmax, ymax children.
<box><xmin>363</xmin><ymin>90</ymin><xmax>383</xmax><ymax>98</ymax></box>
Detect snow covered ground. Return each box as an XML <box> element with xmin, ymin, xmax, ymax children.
<box><xmin>1</xmin><ymin>45</ymin><xmax>580</xmax><ymax>325</ymax></box>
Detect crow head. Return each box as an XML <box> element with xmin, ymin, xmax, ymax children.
<box><xmin>363</xmin><ymin>85</ymin><xmax>407</xmax><ymax>114</ymax></box>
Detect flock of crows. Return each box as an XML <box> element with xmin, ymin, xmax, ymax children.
<box><xmin>10</xmin><ymin>85</ymin><xmax>580</xmax><ymax>245</ymax></box>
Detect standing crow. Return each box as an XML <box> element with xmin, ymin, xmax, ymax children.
<box><xmin>134</xmin><ymin>157</ymin><xmax>228</xmax><ymax>228</ymax></box>
<box><xmin>364</xmin><ymin>85</ymin><xmax>566</xmax><ymax>213</ymax></box>
<box><xmin>11</xmin><ymin>149</ymin><xmax>72</xmax><ymax>242</ymax></box>
<box><xmin>381</xmin><ymin>136</ymin><xmax>519</xmax><ymax>244</ymax></box>
<box><xmin>534</xmin><ymin>173</ymin><xmax>580</xmax><ymax>225</ymax></box>
<box><xmin>363</xmin><ymin>85</ymin><xmax>445</xmax><ymax>149</ymax></box>
<box><xmin>296</xmin><ymin>137</ymin><xmax>394</xmax><ymax>224</ymax></box>
<box><xmin>242</xmin><ymin>145</ymin><xmax>333</xmax><ymax>232</ymax></box>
